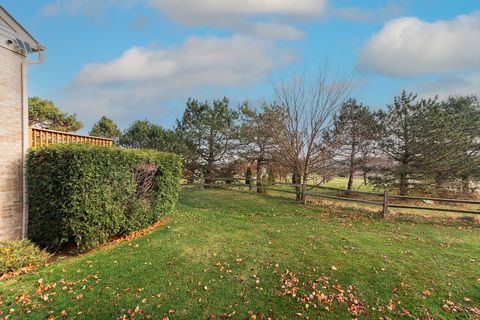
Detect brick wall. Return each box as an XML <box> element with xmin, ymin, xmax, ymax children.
<box><xmin>0</xmin><ymin>46</ymin><xmax>25</xmax><ymax>240</ymax></box>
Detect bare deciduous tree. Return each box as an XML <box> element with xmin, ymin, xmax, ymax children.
<box><xmin>271</xmin><ymin>65</ymin><xmax>353</xmax><ymax>203</ymax></box>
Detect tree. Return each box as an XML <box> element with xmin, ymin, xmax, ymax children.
<box><xmin>120</xmin><ymin>120</ymin><xmax>179</xmax><ymax>153</ymax></box>
<box><xmin>89</xmin><ymin>116</ymin><xmax>121</xmax><ymax>140</ymax></box>
<box><xmin>324</xmin><ymin>99</ymin><xmax>376</xmax><ymax>190</ymax></box>
<box><xmin>28</xmin><ymin>96</ymin><xmax>83</xmax><ymax>132</ymax></box>
<box><xmin>239</xmin><ymin>102</ymin><xmax>283</xmax><ymax>193</ymax></box>
<box><xmin>373</xmin><ymin>92</ymin><xmax>480</xmax><ymax>196</ymax></box>
<box><xmin>270</xmin><ymin>66</ymin><xmax>353</xmax><ymax>203</ymax></box>
<box><xmin>372</xmin><ymin>91</ymin><xmax>437</xmax><ymax>195</ymax></box>
<box><xmin>176</xmin><ymin>97</ymin><xmax>239</xmax><ymax>179</ymax></box>
<box><xmin>421</xmin><ymin>95</ymin><xmax>480</xmax><ymax>195</ymax></box>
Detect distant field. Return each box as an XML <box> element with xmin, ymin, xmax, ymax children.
<box><xmin>1</xmin><ymin>189</ymin><xmax>478</xmax><ymax>319</ymax></box>
<box><xmin>322</xmin><ymin>176</ymin><xmax>375</xmax><ymax>191</ymax></box>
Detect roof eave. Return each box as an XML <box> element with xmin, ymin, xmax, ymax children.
<box><xmin>0</xmin><ymin>5</ymin><xmax>42</xmax><ymax>47</ymax></box>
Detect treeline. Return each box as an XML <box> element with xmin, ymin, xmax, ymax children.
<box><xmin>86</xmin><ymin>90</ymin><xmax>480</xmax><ymax>198</ymax></box>
<box><xmin>28</xmin><ymin>73</ymin><xmax>480</xmax><ymax>198</ymax></box>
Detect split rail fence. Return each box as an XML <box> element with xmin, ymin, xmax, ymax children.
<box><xmin>182</xmin><ymin>176</ymin><xmax>480</xmax><ymax>217</ymax></box>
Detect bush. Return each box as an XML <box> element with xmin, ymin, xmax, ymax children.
<box><xmin>0</xmin><ymin>240</ymin><xmax>50</xmax><ymax>276</ymax></box>
<box><xmin>27</xmin><ymin>144</ymin><xmax>182</xmax><ymax>252</ymax></box>
<box><xmin>245</xmin><ymin>167</ymin><xmax>253</xmax><ymax>184</ymax></box>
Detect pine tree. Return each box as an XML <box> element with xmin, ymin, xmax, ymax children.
<box><xmin>372</xmin><ymin>91</ymin><xmax>437</xmax><ymax>195</ymax></box>
<box><xmin>421</xmin><ymin>95</ymin><xmax>480</xmax><ymax>195</ymax></box>
<box><xmin>176</xmin><ymin>97</ymin><xmax>239</xmax><ymax>179</ymax></box>
<box><xmin>325</xmin><ymin>99</ymin><xmax>376</xmax><ymax>190</ymax></box>
<box><xmin>239</xmin><ymin>102</ymin><xmax>283</xmax><ymax>193</ymax></box>
<box><xmin>89</xmin><ymin>116</ymin><xmax>121</xmax><ymax>140</ymax></box>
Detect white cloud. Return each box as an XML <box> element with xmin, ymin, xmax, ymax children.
<box><xmin>39</xmin><ymin>0</ymin><xmax>139</xmax><ymax>18</ymax></box>
<box><xmin>358</xmin><ymin>12</ymin><xmax>480</xmax><ymax>77</ymax></box>
<box><xmin>420</xmin><ymin>74</ymin><xmax>480</xmax><ymax>99</ymax></box>
<box><xmin>147</xmin><ymin>0</ymin><xmax>327</xmax><ymax>39</ymax></box>
<box><xmin>333</xmin><ymin>2</ymin><xmax>403</xmax><ymax>23</ymax></box>
<box><xmin>40</xmin><ymin>0</ymin><xmax>326</xmax><ymax>39</ymax></box>
<box><xmin>148</xmin><ymin>0</ymin><xmax>326</xmax><ymax>21</ymax></box>
<box><xmin>64</xmin><ymin>35</ymin><xmax>294</xmax><ymax>127</ymax></box>
<box><xmin>40</xmin><ymin>3</ymin><xmax>62</xmax><ymax>17</ymax></box>
<box><xmin>236</xmin><ymin>22</ymin><xmax>305</xmax><ymax>40</ymax></box>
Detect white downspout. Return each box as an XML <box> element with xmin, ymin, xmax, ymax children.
<box><xmin>21</xmin><ymin>48</ymin><xmax>45</xmax><ymax>239</ymax></box>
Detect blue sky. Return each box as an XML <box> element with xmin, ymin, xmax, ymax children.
<box><xmin>3</xmin><ymin>0</ymin><xmax>480</xmax><ymax>132</ymax></box>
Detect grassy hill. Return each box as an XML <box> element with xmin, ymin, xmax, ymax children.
<box><xmin>1</xmin><ymin>189</ymin><xmax>479</xmax><ymax>319</ymax></box>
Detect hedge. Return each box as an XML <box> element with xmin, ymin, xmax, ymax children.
<box><xmin>27</xmin><ymin>144</ymin><xmax>182</xmax><ymax>252</ymax></box>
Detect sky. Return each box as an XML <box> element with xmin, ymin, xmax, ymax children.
<box><xmin>3</xmin><ymin>0</ymin><xmax>480</xmax><ymax>133</ymax></box>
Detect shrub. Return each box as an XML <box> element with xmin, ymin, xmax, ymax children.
<box><xmin>27</xmin><ymin>144</ymin><xmax>182</xmax><ymax>252</ymax></box>
<box><xmin>245</xmin><ymin>167</ymin><xmax>253</xmax><ymax>184</ymax></box>
<box><xmin>0</xmin><ymin>240</ymin><xmax>50</xmax><ymax>276</ymax></box>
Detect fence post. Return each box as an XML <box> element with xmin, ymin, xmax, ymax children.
<box><xmin>382</xmin><ymin>190</ymin><xmax>388</xmax><ymax>218</ymax></box>
<box><xmin>248</xmin><ymin>176</ymin><xmax>253</xmax><ymax>193</ymax></box>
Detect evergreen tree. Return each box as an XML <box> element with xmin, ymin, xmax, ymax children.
<box><xmin>421</xmin><ymin>95</ymin><xmax>480</xmax><ymax>195</ymax></box>
<box><xmin>89</xmin><ymin>116</ymin><xmax>121</xmax><ymax>140</ymax></box>
<box><xmin>120</xmin><ymin>120</ymin><xmax>179</xmax><ymax>153</ymax></box>
<box><xmin>325</xmin><ymin>99</ymin><xmax>376</xmax><ymax>190</ymax></box>
<box><xmin>239</xmin><ymin>102</ymin><xmax>283</xmax><ymax>193</ymax></box>
<box><xmin>372</xmin><ymin>91</ymin><xmax>437</xmax><ymax>195</ymax></box>
<box><xmin>176</xmin><ymin>97</ymin><xmax>239</xmax><ymax>179</ymax></box>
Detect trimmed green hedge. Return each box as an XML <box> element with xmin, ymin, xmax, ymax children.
<box><xmin>27</xmin><ymin>144</ymin><xmax>181</xmax><ymax>252</ymax></box>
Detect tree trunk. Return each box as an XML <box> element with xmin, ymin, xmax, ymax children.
<box><xmin>347</xmin><ymin>168</ymin><xmax>354</xmax><ymax>191</ymax></box>
<box><xmin>347</xmin><ymin>143</ymin><xmax>356</xmax><ymax>190</ymax></box>
<box><xmin>256</xmin><ymin>158</ymin><xmax>267</xmax><ymax>194</ymax></box>
<box><xmin>363</xmin><ymin>171</ymin><xmax>367</xmax><ymax>186</ymax></box>
<box><xmin>399</xmin><ymin>172</ymin><xmax>407</xmax><ymax>196</ymax></box>
<box><xmin>292</xmin><ymin>170</ymin><xmax>301</xmax><ymax>201</ymax></box>
<box><xmin>301</xmin><ymin>175</ymin><xmax>308</xmax><ymax>205</ymax></box>
<box><xmin>204</xmin><ymin>158</ymin><xmax>215</xmax><ymax>187</ymax></box>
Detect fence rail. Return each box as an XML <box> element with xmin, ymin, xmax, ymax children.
<box><xmin>28</xmin><ymin>127</ymin><xmax>114</xmax><ymax>148</ymax></box>
<box><xmin>182</xmin><ymin>176</ymin><xmax>480</xmax><ymax>217</ymax></box>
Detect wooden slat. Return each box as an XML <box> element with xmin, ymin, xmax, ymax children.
<box><xmin>388</xmin><ymin>204</ymin><xmax>480</xmax><ymax>215</ymax></box>
<box><xmin>390</xmin><ymin>195</ymin><xmax>480</xmax><ymax>205</ymax></box>
<box><xmin>28</xmin><ymin>127</ymin><xmax>114</xmax><ymax>148</ymax></box>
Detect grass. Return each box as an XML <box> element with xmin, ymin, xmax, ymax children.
<box><xmin>322</xmin><ymin>177</ymin><xmax>375</xmax><ymax>192</ymax></box>
<box><xmin>1</xmin><ymin>189</ymin><xmax>479</xmax><ymax>319</ymax></box>
<box><xmin>231</xmin><ymin>176</ymin><xmax>480</xmax><ymax>220</ymax></box>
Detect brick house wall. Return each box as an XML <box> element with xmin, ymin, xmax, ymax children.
<box><xmin>0</xmin><ymin>45</ymin><xmax>25</xmax><ymax>239</ymax></box>
<box><xmin>0</xmin><ymin>6</ymin><xmax>44</xmax><ymax>240</ymax></box>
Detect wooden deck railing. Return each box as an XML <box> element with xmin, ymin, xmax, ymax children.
<box><xmin>28</xmin><ymin>127</ymin><xmax>113</xmax><ymax>148</ymax></box>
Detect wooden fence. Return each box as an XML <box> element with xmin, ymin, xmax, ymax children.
<box><xmin>182</xmin><ymin>176</ymin><xmax>480</xmax><ymax>217</ymax></box>
<box><xmin>28</xmin><ymin>127</ymin><xmax>113</xmax><ymax>148</ymax></box>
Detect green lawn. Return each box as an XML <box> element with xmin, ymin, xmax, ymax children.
<box><xmin>1</xmin><ymin>189</ymin><xmax>479</xmax><ymax>319</ymax></box>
